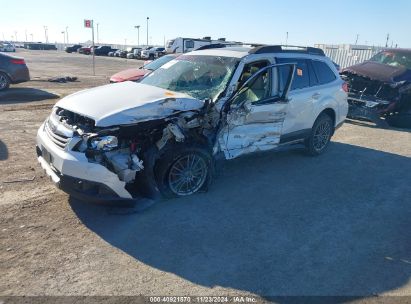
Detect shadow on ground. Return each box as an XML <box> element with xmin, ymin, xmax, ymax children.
<box><xmin>70</xmin><ymin>142</ymin><xmax>411</xmax><ymax>298</ymax></box>
<box><xmin>345</xmin><ymin>118</ymin><xmax>411</xmax><ymax>133</ymax></box>
<box><xmin>0</xmin><ymin>140</ymin><xmax>8</xmax><ymax>160</ymax></box>
<box><xmin>0</xmin><ymin>88</ymin><xmax>59</xmax><ymax>103</ymax></box>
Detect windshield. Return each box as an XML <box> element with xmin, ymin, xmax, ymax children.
<box><xmin>143</xmin><ymin>55</ymin><xmax>176</xmax><ymax>71</ymax></box>
<box><xmin>140</xmin><ymin>55</ymin><xmax>239</xmax><ymax>100</ymax></box>
<box><xmin>369</xmin><ymin>51</ymin><xmax>411</xmax><ymax>69</ymax></box>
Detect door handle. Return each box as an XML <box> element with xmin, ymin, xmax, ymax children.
<box><xmin>312</xmin><ymin>93</ymin><xmax>321</xmax><ymax>100</ymax></box>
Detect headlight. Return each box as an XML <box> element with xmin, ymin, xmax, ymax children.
<box><xmin>90</xmin><ymin>136</ymin><xmax>118</xmax><ymax>151</ymax></box>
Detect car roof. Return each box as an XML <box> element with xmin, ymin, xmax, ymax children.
<box><xmin>189</xmin><ymin>47</ymin><xmax>251</xmax><ymax>58</ymax></box>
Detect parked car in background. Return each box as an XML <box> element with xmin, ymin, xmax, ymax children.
<box><xmin>94</xmin><ymin>46</ymin><xmax>117</xmax><ymax>56</ymax></box>
<box><xmin>113</xmin><ymin>49</ymin><xmax>122</xmax><ymax>57</ymax></box>
<box><xmin>109</xmin><ymin>54</ymin><xmax>179</xmax><ymax>83</ymax></box>
<box><xmin>341</xmin><ymin>48</ymin><xmax>411</xmax><ymax>128</ymax></box>
<box><xmin>78</xmin><ymin>46</ymin><xmax>92</xmax><ymax>55</ymax></box>
<box><xmin>140</xmin><ymin>47</ymin><xmax>166</xmax><ymax>60</ymax></box>
<box><xmin>108</xmin><ymin>50</ymin><xmax>118</xmax><ymax>57</ymax></box>
<box><xmin>0</xmin><ymin>53</ymin><xmax>30</xmax><ymax>91</ymax></box>
<box><xmin>125</xmin><ymin>47</ymin><xmax>140</xmax><ymax>59</ymax></box>
<box><xmin>65</xmin><ymin>44</ymin><xmax>82</xmax><ymax>53</ymax></box>
<box><xmin>0</xmin><ymin>42</ymin><xmax>16</xmax><ymax>52</ymax></box>
<box><xmin>132</xmin><ymin>47</ymin><xmax>144</xmax><ymax>59</ymax></box>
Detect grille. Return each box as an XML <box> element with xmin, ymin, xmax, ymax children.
<box><xmin>44</xmin><ymin>120</ymin><xmax>70</xmax><ymax>149</ymax></box>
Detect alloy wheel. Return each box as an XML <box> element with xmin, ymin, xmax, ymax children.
<box><xmin>168</xmin><ymin>154</ymin><xmax>208</xmax><ymax>196</ymax></box>
<box><xmin>313</xmin><ymin>120</ymin><xmax>332</xmax><ymax>152</ymax></box>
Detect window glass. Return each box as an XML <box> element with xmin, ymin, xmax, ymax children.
<box><xmin>276</xmin><ymin>58</ymin><xmax>310</xmax><ymax>90</ymax></box>
<box><xmin>312</xmin><ymin>60</ymin><xmax>336</xmax><ymax>84</ymax></box>
<box><xmin>233</xmin><ymin>69</ymin><xmax>271</xmax><ymax>105</ymax></box>
<box><xmin>140</xmin><ymin>55</ymin><xmax>239</xmax><ymax>101</ymax></box>
<box><xmin>185</xmin><ymin>40</ymin><xmax>194</xmax><ymax>49</ymax></box>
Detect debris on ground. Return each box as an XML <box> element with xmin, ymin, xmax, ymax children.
<box><xmin>47</xmin><ymin>76</ymin><xmax>78</xmax><ymax>83</ymax></box>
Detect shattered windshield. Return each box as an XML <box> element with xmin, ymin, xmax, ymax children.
<box><xmin>143</xmin><ymin>55</ymin><xmax>176</xmax><ymax>71</ymax></box>
<box><xmin>369</xmin><ymin>51</ymin><xmax>411</xmax><ymax>69</ymax></box>
<box><xmin>140</xmin><ymin>55</ymin><xmax>239</xmax><ymax>100</ymax></box>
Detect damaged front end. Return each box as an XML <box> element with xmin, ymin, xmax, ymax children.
<box><xmin>39</xmin><ymin>98</ymin><xmax>215</xmax><ymax>201</ymax></box>
<box><xmin>341</xmin><ymin>56</ymin><xmax>411</xmax><ymax>128</ymax></box>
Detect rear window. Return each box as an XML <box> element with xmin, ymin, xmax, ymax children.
<box><xmin>276</xmin><ymin>58</ymin><xmax>310</xmax><ymax>90</ymax></box>
<box><xmin>312</xmin><ymin>60</ymin><xmax>336</xmax><ymax>85</ymax></box>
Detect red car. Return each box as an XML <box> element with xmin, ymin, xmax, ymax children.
<box><xmin>109</xmin><ymin>54</ymin><xmax>178</xmax><ymax>83</ymax></box>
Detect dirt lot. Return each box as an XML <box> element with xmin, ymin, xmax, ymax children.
<box><xmin>0</xmin><ymin>50</ymin><xmax>410</xmax><ymax>300</ymax></box>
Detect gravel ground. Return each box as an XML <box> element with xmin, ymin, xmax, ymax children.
<box><xmin>0</xmin><ymin>50</ymin><xmax>410</xmax><ymax>301</ymax></box>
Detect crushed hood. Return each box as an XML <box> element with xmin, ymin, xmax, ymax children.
<box><xmin>56</xmin><ymin>82</ymin><xmax>204</xmax><ymax>127</ymax></box>
<box><xmin>344</xmin><ymin>61</ymin><xmax>411</xmax><ymax>83</ymax></box>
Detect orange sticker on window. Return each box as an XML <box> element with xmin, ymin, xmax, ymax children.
<box><xmin>297</xmin><ymin>68</ymin><xmax>303</xmax><ymax>76</ymax></box>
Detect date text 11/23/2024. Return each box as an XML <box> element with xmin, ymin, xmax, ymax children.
<box><xmin>149</xmin><ymin>296</ymin><xmax>258</xmax><ymax>303</ymax></box>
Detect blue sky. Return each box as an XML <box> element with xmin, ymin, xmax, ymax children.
<box><xmin>2</xmin><ymin>0</ymin><xmax>410</xmax><ymax>47</ymax></box>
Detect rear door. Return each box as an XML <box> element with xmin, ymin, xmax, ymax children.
<box><xmin>276</xmin><ymin>57</ymin><xmax>317</xmax><ymax>136</ymax></box>
<box><xmin>218</xmin><ymin>64</ymin><xmax>295</xmax><ymax>159</ymax></box>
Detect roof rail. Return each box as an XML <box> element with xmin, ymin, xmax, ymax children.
<box><xmin>196</xmin><ymin>43</ymin><xmax>227</xmax><ymax>50</ymax></box>
<box><xmin>249</xmin><ymin>45</ymin><xmax>325</xmax><ymax>56</ymax></box>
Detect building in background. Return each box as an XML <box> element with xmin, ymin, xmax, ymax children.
<box><xmin>315</xmin><ymin>44</ymin><xmax>386</xmax><ymax>69</ymax></box>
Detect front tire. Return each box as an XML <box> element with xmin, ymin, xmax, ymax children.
<box><xmin>155</xmin><ymin>145</ymin><xmax>213</xmax><ymax>198</ymax></box>
<box><xmin>305</xmin><ymin>113</ymin><xmax>334</xmax><ymax>156</ymax></box>
<box><xmin>0</xmin><ymin>72</ymin><xmax>10</xmax><ymax>91</ymax></box>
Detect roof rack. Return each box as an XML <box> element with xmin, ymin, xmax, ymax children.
<box><xmin>249</xmin><ymin>45</ymin><xmax>325</xmax><ymax>56</ymax></box>
<box><xmin>196</xmin><ymin>43</ymin><xmax>227</xmax><ymax>50</ymax></box>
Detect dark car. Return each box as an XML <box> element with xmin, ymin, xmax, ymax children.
<box><xmin>109</xmin><ymin>54</ymin><xmax>178</xmax><ymax>83</ymax></box>
<box><xmin>0</xmin><ymin>53</ymin><xmax>30</xmax><ymax>91</ymax></box>
<box><xmin>94</xmin><ymin>46</ymin><xmax>116</xmax><ymax>56</ymax></box>
<box><xmin>342</xmin><ymin>49</ymin><xmax>411</xmax><ymax>128</ymax></box>
<box><xmin>65</xmin><ymin>44</ymin><xmax>82</xmax><ymax>53</ymax></box>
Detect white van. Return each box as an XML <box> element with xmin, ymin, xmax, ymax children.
<box><xmin>166</xmin><ymin>37</ymin><xmax>241</xmax><ymax>54</ymax></box>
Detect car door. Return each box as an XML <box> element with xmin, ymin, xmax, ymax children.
<box><xmin>218</xmin><ymin>63</ymin><xmax>295</xmax><ymax>159</ymax></box>
<box><xmin>276</xmin><ymin>57</ymin><xmax>318</xmax><ymax>136</ymax></box>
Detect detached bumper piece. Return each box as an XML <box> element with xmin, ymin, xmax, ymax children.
<box><xmin>36</xmin><ymin>146</ymin><xmax>135</xmax><ymax>205</ymax></box>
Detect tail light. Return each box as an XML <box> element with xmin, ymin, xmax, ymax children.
<box><xmin>11</xmin><ymin>59</ymin><xmax>25</xmax><ymax>65</ymax></box>
<box><xmin>342</xmin><ymin>82</ymin><xmax>349</xmax><ymax>93</ymax></box>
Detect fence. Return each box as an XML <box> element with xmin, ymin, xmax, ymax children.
<box><xmin>315</xmin><ymin>44</ymin><xmax>384</xmax><ymax>69</ymax></box>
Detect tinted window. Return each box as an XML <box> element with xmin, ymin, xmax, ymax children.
<box><xmin>276</xmin><ymin>58</ymin><xmax>310</xmax><ymax>90</ymax></box>
<box><xmin>185</xmin><ymin>40</ymin><xmax>194</xmax><ymax>49</ymax></box>
<box><xmin>312</xmin><ymin>60</ymin><xmax>336</xmax><ymax>84</ymax></box>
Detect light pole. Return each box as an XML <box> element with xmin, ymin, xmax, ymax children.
<box><xmin>44</xmin><ymin>26</ymin><xmax>48</xmax><ymax>43</ymax></box>
<box><xmin>66</xmin><ymin>26</ymin><xmax>69</xmax><ymax>44</ymax></box>
<box><xmin>61</xmin><ymin>31</ymin><xmax>65</xmax><ymax>45</ymax></box>
<box><xmin>25</xmin><ymin>30</ymin><xmax>28</xmax><ymax>42</ymax></box>
<box><xmin>124</xmin><ymin>38</ymin><xmax>127</xmax><ymax>49</ymax></box>
<box><xmin>14</xmin><ymin>31</ymin><xmax>18</xmax><ymax>42</ymax></box>
<box><xmin>97</xmin><ymin>23</ymin><xmax>100</xmax><ymax>44</ymax></box>
<box><xmin>146</xmin><ymin>17</ymin><xmax>149</xmax><ymax>46</ymax></box>
<box><xmin>30</xmin><ymin>34</ymin><xmax>33</xmax><ymax>42</ymax></box>
<box><xmin>134</xmin><ymin>25</ymin><xmax>140</xmax><ymax>46</ymax></box>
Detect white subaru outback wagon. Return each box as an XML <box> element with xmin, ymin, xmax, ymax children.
<box><xmin>36</xmin><ymin>45</ymin><xmax>348</xmax><ymax>202</ymax></box>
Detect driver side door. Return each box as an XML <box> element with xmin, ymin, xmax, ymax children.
<box><xmin>218</xmin><ymin>63</ymin><xmax>295</xmax><ymax>160</ymax></box>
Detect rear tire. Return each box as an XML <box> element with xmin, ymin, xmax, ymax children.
<box><xmin>154</xmin><ymin>145</ymin><xmax>213</xmax><ymax>198</ymax></box>
<box><xmin>0</xmin><ymin>72</ymin><xmax>10</xmax><ymax>91</ymax></box>
<box><xmin>305</xmin><ymin>113</ymin><xmax>334</xmax><ymax>156</ymax></box>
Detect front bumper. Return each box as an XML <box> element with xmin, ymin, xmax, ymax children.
<box><xmin>36</xmin><ymin>122</ymin><xmax>134</xmax><ymax>202</ymax></box>
<box><xmin>347</xmin><ymin>94</ymin><xmax>390</xmax><ymax>122</ymax></box>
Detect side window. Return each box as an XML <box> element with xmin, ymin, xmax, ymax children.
<box><xmin>237</xmin><ymin>61</ymin><xmax>269</xmax><ymax>87</ymax></box>
<box><xmin>185</xmin><ymin>40</ymin><xmax>194</xmax><ymax>49</ymax></box>
<box><xmin>233</xmin><ymin>68</ymin><xmax>272</xmax><ymax>105</ymax></box>
<box><xmin>276</xmin><ymin>58</ymin><xmax>310</xmax><ymax>90</ymax></box>
<box><xmin>312</xmin><ymin>60</ymin><xmax>337</xmax><ymax>85</ymax></box>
